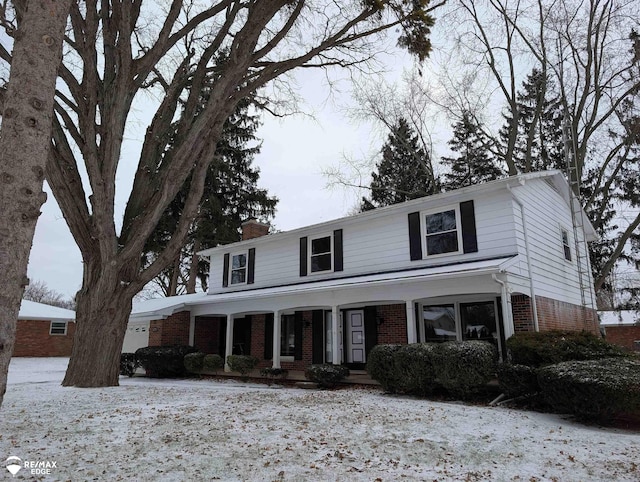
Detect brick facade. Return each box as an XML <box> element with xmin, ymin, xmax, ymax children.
<box><xmin>604</xmin><ymin>325</ymin><xmax>640</xmax><ymax>352</ymax></box>
<box><xmin>13</xmin><ymin>320</ymin><xmax>76</xmax><ymax>357</ymax></box>
<box><xmin>148</xmin><ymin>311</ymin><xmax>190</xmax><ymax>346</ymax></box>
<box><xmin>375</xmin><ymin>304</ymin><xmax>408</xmax><ymax>344</ymax></box>
<box><xmin>511</xmin><ymin>294</ymin><xmax>598</xmax><ymax>335</ymax></box>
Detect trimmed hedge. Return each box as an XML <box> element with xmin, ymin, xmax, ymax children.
<box><xmin>367</xmin><ymin>341</ymin><xmax>496</xmax><ymax>398</ymax></box>
<box><xmin>305</xmin><ymin>364</ymin><xmax>350</xmax><ymax>388</ymax></box>
<box><xmin>120</xmin><ymin>353</ymin><xmax>138</xmax><ymax>377</ymax></box>
<box><xmin>366</xmin><ymin>344</ymin><xmax>403</xmax><ymax>393</ymax></box>
<box><xmin>135</xmin><ymin>345</ymin><xmax>197</xmax><ymax>378</ymax></box>
<box><xmin>260</xmin><ymin>367</ymin><xmax>289</xmax><ymax>386</ymax></box>
<box><xmin>537</xmin><ymin>357</ymin><xmax>640</xmax><ymax>421</ymax></box>
<box><xmin>496</xmin><ymin>363</ymin><xmax>539</xmax><ymax>398</ymax></box>
<box><xmin>184</xmin><ymin>352</ymin><xmax>206</xmax><ymax>373</ymax></box>
<box><xmin>507</xmin><ymin>330</ymin><xmax>627</xmax><ymax>368</ymax></box>
<box><xmin>431</xmin><ymin>341</ymin><xmax>497</xmax><ymax>399</ymax></box>
<box><xmin>203</xmin><ymin>354</ymin><xmax>224</xmax><ymax>373</ymax></box>
<box><xmin>226</xmin><ymin>355</ymin><xmax>258</xmax><ymax>379</ymax></box>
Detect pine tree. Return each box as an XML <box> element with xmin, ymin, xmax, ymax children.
<box><xmin>440</xmin><ymin>111</ymin><xmax>504</xmax><ymax>190</ymax></box>
<box><xmin>499</xmin><ymin>69</ymin><xmax>566</xmax><ymax>173</ymax></box>
<box><xmin>143</xmin><ymin>91</ymin><xmax>277</xmax><ymax>296</ymax></box>
<box><xmin>361</xmin><ymin>117</ymin><xmax>438</xmax><ymax>210</ymax></box>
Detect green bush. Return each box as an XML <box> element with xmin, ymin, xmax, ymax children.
<box><xmin>135</xmin><ymin>345</ymin><xmax>197</xmax><ymax>378</ymax></box>
<box><xmin>226</xmin><ymin>355</ymin><xmax>258</xmax><ymax>379</ymax></box>
<box><xmin>366</xmin><ymin>344</ymin><xmax>403</xmax><ymax>393</ymax></box>
<box><xmin>202</xmin><ymin>354</ymin><xmax>224</xmax><ymax>373</ymax></box>
<box><xmin>496</xmin><ymin>363</ymin><xmax>539</xmax><ymax>398</ymax></box>
<box><xmin>305</xmin><ymin>364</ymin><xmax>350</xmax><ymax>388</ymax></box>
<box><xmin>537</xmin><ymin>357</ymin><xmax>640</xmax><ymax>421</ymax></box>
<box><xmin>184</xmin><ymin>352</ymin><xmax>206</xmax><ymax>373</ymax></box>
<box><xmin>260</xmin><ymin>367</ymin><xmax>289</xmax><ymax>386</ymax></box>
<box><xmin>393</xmin><ymin>343</ymin><xmax>438</xmax><ymax>395</ymax></box>
<box><xmin>120</xmin><ymin>353</ymin><xmax>138</xmax><ymax>377</ymax></box>
<box><xmin>432</xmin><ymin>341</ymin><xmax>497</xmax><ymax>399</ymax></box>
<box><xmin>507</xmin><ymin>330</ymin><xmax>627</xmax><ymax>368</ymax></box>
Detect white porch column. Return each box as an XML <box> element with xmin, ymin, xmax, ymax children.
<box><xmin>406</xmin><ymin>301</ymin><xmax>417</xmax><ymax>344</ymax></box>
<box><xmin>331</xmin><ymin>306</ymin><xmax>340</xmax><ymax>365</ymax></box>
<box><xmin>224</xmin><ymin>315</ymin><xmax>234</xmax><ymax>372</ymax></box>
<box><xmin>188</xmin><ymin>313</ymin><xmax>196</xmax><ymax>346</ymax></box>
<box><xmin>272</xmin><ymin>311</ymin><xmax>282</xmax><ymax>369</ymax></box>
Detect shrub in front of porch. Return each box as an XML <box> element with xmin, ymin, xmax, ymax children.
<box><xmin>432</xmin><ymin>341</ymin><xmax>497</xmax><ymax>399</ymax></box>
<box><xmin>184</xmin><ymin>352</ymin><xmax>206</xmax><ymax>373</ymax></box>
<box><xmin>120</xmin><ymin>353</ymin><xmax>139</xmax><ymax>377</ymax></box>
<box><xmin>367</xmin><ymin>344</ymin><xmax>402</xmax><ymax>393</ymax></box>
<box><xmin>394</xmin><ymin>343</ymin><xmax>438</xmax><ymax>396</ymax></box>
<box><xmin>202</xmin><ymin>354</ymin><xmax>224</xmax><ymax>374</ymax></box>
<box><xmin>305</xmin><ymin>364</ymin><xmax>350</xmax><ymax>389</ymax></box>
<box><xmin>226</xmin><ymin>355</ymin><xmax>258</xmax><ymax>380</ymax></box>
<box><xmin>537</xmin><ymin>357</ymin><xmax>640</xmax><ymax>421</ymax></box>
<box><xmin>136</xmin><ymin>345</ymin><xmax>197</xmax><ymax>378</ymax></box>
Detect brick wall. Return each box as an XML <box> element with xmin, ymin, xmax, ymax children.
<box><xmin>511</xmin><ymin>295</ymin><xmax>599</xmax><ymax>335</ymax></box>
<box><xmin>604</xmin><ymin>325</ymin><xmax>640</xmax><ymax>352</ymax></box>
<box><xmin>148</xmin><ymin>311</ymin><xmax>191</xmax><ymax>346</ymax></box>
<box><xmin>193</xmin><ymin>316</ymin><xmax>223</xmax><ymax>354</ymax></box>
<box><xmin>13</xmin><ymin>319</ymin><xmax>75</xmax><ymax>357</ymax></box>
<box><xmin>376</xmin><ymin>304</ymin><xmax>408</xmax><ymax>344</ymax></box>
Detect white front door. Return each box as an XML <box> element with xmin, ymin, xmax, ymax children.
<box><xmin>346</xmin><ymin>310</ymin><xmax>366</xmax><ymax>364</ymax></box>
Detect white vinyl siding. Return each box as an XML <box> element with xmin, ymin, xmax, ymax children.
<box><xmin>208</xmin><ymin>189</ymin><xmax>520</xmax><ymax>293</ymax></box>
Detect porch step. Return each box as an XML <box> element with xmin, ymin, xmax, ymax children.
<box><xmin>295</xmin><ymin>381</ymin><xmax>319</xmax><ymax>389</ymax></box>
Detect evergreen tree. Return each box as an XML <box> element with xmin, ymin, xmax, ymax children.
<box><xmin>499</xmin><ymin>69</ymin><xmax>566</xmax><ymax>173</ymax></box>
<box><xmin>361</xmin><ymin>117</ymin><xmax>438</xmax><ymax>211</ymax></box>
<box><xmin>440</xmin><ymin>111</ymin><xmax>504</xmax><ymax>190</ymax></box>
<box><xmin>143</xmin><ymin>89</ymin><xmax>277</xmax><ymax>296</ymax></box>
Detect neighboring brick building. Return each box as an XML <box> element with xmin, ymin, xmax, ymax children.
<box><xmin>600</xmin><ymin>310</ymin><xmax>640</xmax><ymax>352</ymax></box>
<box><xmin>13</xmin><ymin>300</ymin><xmax>76</xmax><ymax>357</ymax></box>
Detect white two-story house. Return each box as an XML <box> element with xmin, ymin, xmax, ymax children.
<box><xmin>128</xmin><ymin>170</ymin><xmax>599</xmax><ymax>371</ymax></box>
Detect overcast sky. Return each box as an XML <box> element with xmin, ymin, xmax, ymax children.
<box><xmin>26</xmin><ymin>59</ymin><xmax>413</xmax><ymax>300</ymax></box>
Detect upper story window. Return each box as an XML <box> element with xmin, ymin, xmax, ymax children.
<box><xmin>230</xmin><ymin>251</ymin><xmax>248</xmax><ymax>284</ymax></box>
<box><xmin>50</xmin><ymin>321</ymin><xmax>67</xmax><ymax>335</ymax></box>
<box><xmin>561</xmin><ymin>228</ymin><xmax>572</xmax><ymax>261</ymax></box>
<box><xmin>310</xmin><ymin>235</ymin><xmax>333</xmax><ymax>273</ymax></box>
<box><xmin>422</xmin><ymin>206</ymin><xmax>462</xmax><ymax>256</ymax></box>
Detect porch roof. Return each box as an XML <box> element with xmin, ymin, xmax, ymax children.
<box><xmin>131</xmin><ymin>256</ymin><xmax>518</xmax><ymax>321</ymax></box>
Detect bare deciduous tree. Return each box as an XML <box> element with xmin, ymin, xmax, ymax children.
<box><xmin>0</xmin><ymin>0</ymin><xmax>72</xmax><ymax>407</ymax></box>
<box><xmin>0</xmin><ymin>1</ymin><xmax>444</xmax><ymax>388</ymax></box>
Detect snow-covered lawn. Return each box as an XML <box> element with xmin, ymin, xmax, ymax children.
<box><xmin>1</xmin><ymin>358</ymin><xmax>639</xmax><ymax>481</ymax></box>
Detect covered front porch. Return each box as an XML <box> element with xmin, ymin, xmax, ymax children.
<box><xmin>178</xmin><ymin>257</ymin><xmax>524</xmax><ymax>371</ymax></box>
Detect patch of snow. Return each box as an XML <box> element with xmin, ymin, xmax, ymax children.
<box><xmin>1</xmin><ymin>357</ymin><xmax>639</xmax><ymax>481</ymax></box>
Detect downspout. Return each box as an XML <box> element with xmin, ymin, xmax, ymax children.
<box><xmin>507</xmin><ymin>184</ymin><xmax>540</xmax><ymax>332</ymax></box>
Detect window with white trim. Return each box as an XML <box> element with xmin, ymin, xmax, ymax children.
<box><xmin>281</xmin><ymin>314</ymin><xmax>296</xmax><ymax>357</ymax></box>
<box><xmin>309</xmin><ymin>235</ymin><xmax>333</xmax><ymax>273</ymax></box>
<box><xmin>230</xmin><ymin>251</ymin><xmax>248</xmax><ymax>285</ymax></box>
<box><xmin>421</xmin><ymin>300</ymin><xmax>499</xmax><ymax>348</ymax></box>
<box><xmin>422</xmin><ymin>206</ymin><xmax>462</xmax><ymax>257</ymax></box>
<box><xmin>561</xmin><ymin>228</ymin><xmax>572</xmax><ymax>261</ymax></box>
<box><xmin>50</xmin><ymin>321</ymin><xmax>67</xmax><ymax>335</ymax></box>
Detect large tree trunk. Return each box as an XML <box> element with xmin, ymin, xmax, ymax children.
<box><xmin>62</xmin><ymin>262</ymin><xmax>132</xmax><ymax>387</ymax></box>
<box><xmin>0</xmin><ymin>0</ymin><xmax>71</xmax><ymax>407</ymax></box>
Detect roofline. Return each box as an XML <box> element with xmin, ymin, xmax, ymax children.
<box><xmin>198</xmin><ymin>171</ymin><xmax>569</xmax><ymax>256</ymax></box>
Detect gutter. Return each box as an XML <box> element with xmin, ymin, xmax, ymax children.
<box><xmin>506</xmin><ymin>182</ymin><xmax>540</xmax><ymax>332</ymax></box>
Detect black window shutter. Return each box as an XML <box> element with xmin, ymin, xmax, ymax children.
<box><xmin>294</xmin><ymin>311</ymin><xmax>304</xmax><ymax>360</ymax></box>
<box><xmin>299</xmin><ymin>237</ymin><xmax>308</xmax><ymax>277</ymax></box>
<box><xmin>222</xmin><ymin>253</ymin><xmax>230</xmax><ymax>287</ymax></box>
<box><xmin>333</xmin><ymin>229</ymin><xmax>343</xmax><ymax>272</ymax></box>
<box><xmin>264</xmin><ymin>313</ymin><xmax>274</xmax><ymax>360</ymax></box>
<box><xmin>414</xmin><ymin>302</ymin><xmax>421</xmax><ymax>343</ymax></box>
<box><xmin>311</xmin><ymin>310</ymin><xmax>324</xmax><ymax>364</ymax></box>
<box><xmin>363</xmin><ymin>306</ymin><xmax>378</xmax><ymax>359</ymax></box>
<box><xmin>247</xmin><ymin>248</ymin><xmax>256</xmax><ymax>284</ymax></box>
<box><xmin>244</xmin><ymin>315</ymin><xmax>252</xmax><ymax>356</ymax></box>
<box><xmin>408</xmin><ymin>212</ymin><xmax>422</xmax><ymax>260</ymax></box>
<box><xmin>460</xmin><ymin>200</ymin><xmax>478</xmax><ymax>253</ymax></box>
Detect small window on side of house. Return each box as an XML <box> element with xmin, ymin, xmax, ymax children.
<box><xmin>50</xmin><ymin>321</ymin><xmax>67</xmax><ymax>335</ymax></box>
<box><xmin>230</xmin><ymin>251</ymin><xmax>248</xmax><ymax>285</ymax></box>
<box><xmin>561</xmin><ymin>229</ymin><xmax>572</xmax><ymax>261</ymax></box>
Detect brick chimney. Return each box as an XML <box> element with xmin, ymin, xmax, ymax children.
<box><xmin>241</xmin><ymin>218</ymin><xmax>270</xmax><ymax>240</ymax></box>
